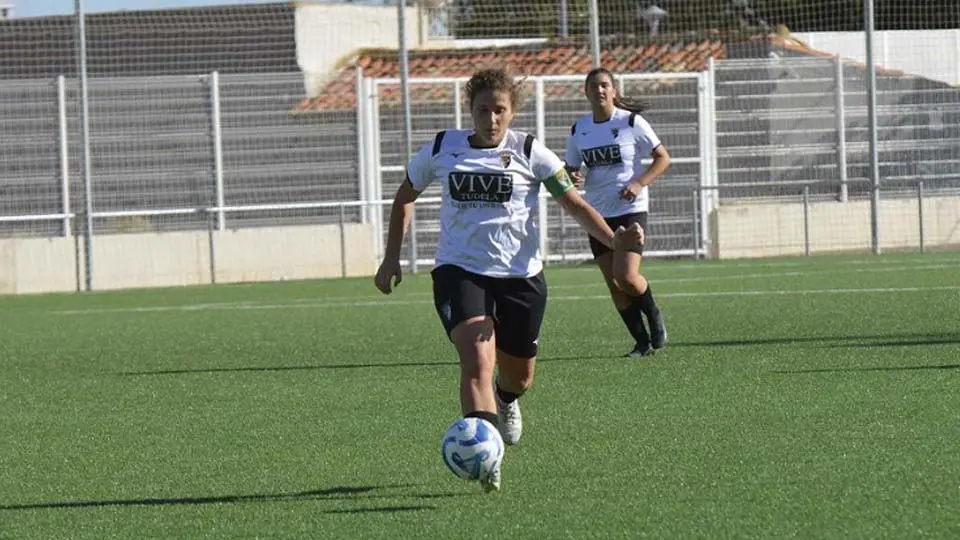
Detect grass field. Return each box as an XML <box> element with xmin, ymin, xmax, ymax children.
<box><xmin>1</xmin><ymin>252</ymin><xmax>958</xmax><ymax>539</ymax></box>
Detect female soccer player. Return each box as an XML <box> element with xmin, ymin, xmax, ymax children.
<box><xmin>565</xmin><ymin>67</ymin><xmax>672</xmax><ymax>358</ymax></box>
<box><xmin>374</xmin><ymin>68</ymin><xmax>643</xmax><ymax>492</ymax></box>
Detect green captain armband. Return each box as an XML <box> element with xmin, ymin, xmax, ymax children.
<box><xmin>543</xmin><ymin>168</ymin><xmax>575</xmax><ymax>198</ymax></box>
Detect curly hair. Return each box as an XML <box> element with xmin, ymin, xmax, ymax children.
<box><xmin>465</xmin><ymin>68</ymin><xmax>525</xmax><ymax>108</ymax></box>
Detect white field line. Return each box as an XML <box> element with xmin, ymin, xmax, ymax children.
<box><xmin>53</xmin><ymin>284</ymin><xmax>960</xmax><ymax>315</ymax></box>
<box><xmin>563</xmin><ymin>257</ymin><xmax>960</xmax><ymax>272</ymax></box>
<box><xmin>550</xmin><ymin>263</ymin><xmax>958</xmax><ymax>290</ymax></box>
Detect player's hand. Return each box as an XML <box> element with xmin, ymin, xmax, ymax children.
<box><xmin>618</xmin><ymin>182</ymin><xmax>643</xmax><ymax>202</ymax></box>
<box><xmin>571</xmin><ymin>170</ymin><xmax>585</xmax><ymax>189</ymax></box>
<box><xmin>374</xmin><ymin>258</ymin><xmax>403</xmax><ymax>295</ymax></box>
<box><xmin>612</xmin><ymin>223</ymin><xmax>644</xmax><ymax>251</ymax></box>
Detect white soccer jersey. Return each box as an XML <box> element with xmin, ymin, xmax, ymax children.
<box><xmin>564</xmin><ymin>108</ymin><xmax>662</xmax><ymax>217</ymax></box>
<box><xmin>406</xmin><ymin>129</ymin><xmax>571</xmax><ymax>278</ymax></box>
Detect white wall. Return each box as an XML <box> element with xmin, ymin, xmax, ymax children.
<box><xmin>711</xmin><ymin>195</ymin><xmax>960</xmax><ymax>259</ymax></box>
<box><xmin>0</xmin><ymin>223</ymin><xmax>377</xmax><ymax>295</ymax></box>
<box><xmin>794</xmin><ymin>30</ymin><xmax>960</xmax><ymax>85</ymax></box>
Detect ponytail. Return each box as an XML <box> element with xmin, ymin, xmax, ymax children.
<box><xmin>613</xmin><ymin>96</ymin><xmax>649</xmax><ymax>114</ymax></box>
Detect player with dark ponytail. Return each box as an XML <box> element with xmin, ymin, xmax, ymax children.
<box><xmin>565</xmin><ymin>67</ymin><xmax>672</xmax><ymax>358</ymax></box>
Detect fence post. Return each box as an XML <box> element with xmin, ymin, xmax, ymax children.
<box><xmin>699</xmin><ymin>61</ymin><xmax>719</xmax><ymax>253</ymax></box>
<box><xmin>535</xmin><ymin>78</ymin><xmax>548</xmax><ymax>261</ymax></box>
<box><xmin>691</xmin><ymin>187</ymin><xmax>700</xmax><ymax>260</ymax></box>
<box><xmin>207</xmin><ymin>207</ymin><xmax>217</xmax><ymax>285</ymax></box>
<box><xmin>340</xmin><ymin>203</ymin><xmax>348</xmax><ymax>278</ymax></box>
<box><xmin>588</xmin><ymin>0</ymin><xmax>600</xmax><ymax>68</ymax></box>
<box><xmin>864</xmin><ymin>0</ymin><xmax>882</xmax><ymax>254</ymax></box>
<box><xmin>803</xmin><ymin>185</ymin><xmax>811</xmax><ymax>256</ymax></box>
<box><xmin>918</xmin><ymin>181</ymin><xmax>925</xmax><ymax>253</ymax></box>
<box><xmin>835</xmin><ymin>54</ymin><xmax>849</xmax><ymax>203</ymax></box>
<box><xmin>76</xmin><ymin>0</ymin><xmax>95</xmax><ymax>291</ymax></box>
<box><xmin>408</xmin><ymin>205</ymin><xmax>418</xmax><ymax>273</ymax></box>
<box><xmin>363</xmin><ymin>78</ymin><xmax>382</xmax><ymax>257</ymax></box>
<box><xmin>559</xmin><ymin>211</ymin><xmax>567</xmax><ymax>263</ymax></box>
<box><xmin>355</xmin><ymin>67</ymin><xmax>367</xmax><ymax>226</ymax></box>
<box><xmin>453</xmin><ymin>81</ymin><xmax>462</xmax><ymax>130</ymax></box>
<box><xmin>56</xmin><ymin>75</ymin><xmax>72</xmax><ymax>237</ymax></box>
<box><xmin>398</xmin><ymin>1</ymin><xmax>416</xmax><ymax>274</ymax></box>
<box><xmin>209</xmin><ymin>71</ymin><xmax>226</xmax><ymax>231</ymax></box>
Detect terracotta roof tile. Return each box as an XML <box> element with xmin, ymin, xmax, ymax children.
<box><xmin>290</xmin><ymin>35</ymin><xmax>822</xmax><ymax>114</ymax></box>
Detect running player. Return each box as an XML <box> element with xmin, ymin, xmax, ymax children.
<box><xmin>565</xmin><ymin>67</ymin><xmax>671</xmax><ymax>358</ymax></box>
<box><xmin>374</xmin><ymin>67</ymin><xmax>643</xmax><ymax>492</ymax></box>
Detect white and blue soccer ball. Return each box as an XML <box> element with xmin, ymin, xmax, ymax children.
<box><xmin>441</xmin><ymin>417</ymin><xmax>504</xmax><ymax>481</ymax></box>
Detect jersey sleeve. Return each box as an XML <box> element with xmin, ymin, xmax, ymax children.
<box><xmin>631</xmin><ymin>115</ymin><xmax>662</xmax><ymax>157</ymax></box>
<box><xmin>564</xmin><ymin>124</ymin><xmax>583</xmax><ymax>169</ymax></box>
<box><xmin>530</xmin><ymin>137</ymin><xmax>575</xmax><ymax>198</ymax></box>
<box><xmin>405</xmin><ymin>141</ymin><xmax>435</xmax><ymax>192</ymax></box>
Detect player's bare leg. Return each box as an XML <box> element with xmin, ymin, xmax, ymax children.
<box><xmin>450</xmin><ymin>316</ymin><xmax>501</xmax><ymax>491</ymax></box>
<box><xmin>494</xmin><ymin>350</ymin><xmax>535</xmax><ymax>445</ymax></box>
<box><xmin>612</xmin><ymin>250</ymin><xmax>666</xmax><ymax>350</ymax></box>
<box><xmin>451</xmin><ymin>316</ymin><xmax>498</xmax><ymax>416</ymax></box>
<box><xmin>597</xmin><ymin>252</ymin><xmax>654</xmax><ymax>357</ymax></box>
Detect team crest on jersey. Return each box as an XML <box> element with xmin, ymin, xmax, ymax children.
<box><xmin>611</xmin><ymin>128</ymin><xmax>619</xmax><ymax>138</ymax></box>
<box><xmin>499</xmin><ymin>152</ymin><xmax>512</xmax><ymax>168</ymax></box>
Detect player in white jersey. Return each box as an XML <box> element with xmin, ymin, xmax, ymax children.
<box><xmin>565</xmin><ymin>67</ymin><xmax>672</xmax><ymax>358</ymax></box>
<box><xmin>373</xmin><ymin>68</ymin><xmax>643</xmax><ymax>492</ymax></box>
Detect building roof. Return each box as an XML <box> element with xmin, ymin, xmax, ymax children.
<box><xmin>0</xmin><ymin>2</ymin><xmax>298</xmax><ymax>78</ymax></box>
<box><xmin>291</xmin><ymin>32</ymin><xmax>847</xmax><ymax>114</ymax></box>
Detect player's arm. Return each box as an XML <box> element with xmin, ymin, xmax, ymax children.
<box><xmin>619</xmin><ymin>118</ymin><xmax>671</xmax><ymax>201</ymax></box>
<box><xmin>544</xmin><ymin>168</ymin><xmax>643</xmax><ymax>250</ymax></box>
<box><xmin>376</xmin><ymin>139</ymin><xmax>434</xmax><ymax>294</ymax></box>
<box><xmin>632</xmin><ymin>144</ymin><xmax>671</xmax><ymax>188</ymax></box>
<box><xmin>375</xmin><ymin>178</ymin><xmax>421</xmax><ymax>295</ymax></box>
<box><xmin>383</xmin><ymin>178</ymin><xmax>420</xmax><ymax>263</ymax></box>
<box><xmin>563</xmin><ymin>124</ymin><xmax>585</xmax><ymax>188</ymax></box>
<box><xmin>626</xmin><ymin>117</ymin><xmax>670</xmax><ymax>184</ymax></box>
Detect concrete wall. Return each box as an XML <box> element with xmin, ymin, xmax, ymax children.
<box><xmin>711</xmin><ymin>195</ymin><xmax>960</xmax><ymax>259</ymax></box>
<box><xmin>794</xmin><ymin>30</ymin><xmax>960</xmax><ymax>86</ymax></box>
<box><xmin>0</xmin><ymin>223</ymin><xmax>377</xmax><ymax>295</ymax></box>
<box><xmin>0</xmin><ymin>237</ymin><xmax>79</xmax><ymax>294</ymax></box>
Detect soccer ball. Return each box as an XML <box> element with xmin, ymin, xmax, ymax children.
<box><xmin>441</xmin><ymin>417</ymin><xmax>504</xmax><ymax>481</ymax></box>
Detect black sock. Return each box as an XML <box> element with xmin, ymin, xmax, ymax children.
<box><xmin>618</xmin><ymin>303</ymin><xmax>650</xmax><ymax>345</ymax></box>
<box><xmin>636</xmin><ymin>286</ymin><xmax>660</xmax><ymax>319</ymax></box>
<box><xmin>465</xmin><ymin>410</ymin><xmax>498</xmax><ymax>428</ymax></box>
<box><xmin>495</xmin><ymin>383</ymin><xmax>520</xmax><ymax>405</ymax></box>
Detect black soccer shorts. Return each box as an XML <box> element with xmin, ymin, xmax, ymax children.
<box><xmin>588</xmin><ymin>211</ymin><xmax>648</xmax><ymax>258</ymax></box>
<box><xmin>430</xmin><ymin>264</ymin><xmax>548</xmax><ymax>359</ymax></box>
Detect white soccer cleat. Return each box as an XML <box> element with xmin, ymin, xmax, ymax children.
<box><xmin>495</xmin><ymin>393</ymin><xmax>523</xmax><ymax>445</ymax></box>
<box><xmin>480</xmin><ymin>461</ymin><xmax>501</xmax><ymax>492</ymax></box>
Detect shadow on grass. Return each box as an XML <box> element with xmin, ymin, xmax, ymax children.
<box><xmin>323</xmin><ymin>505</ymin><xmax>436</xmax><ymax>514</ymax></box>
<box><xmin>773</xmin><ymin>364</ymin><xmax>960</xmax><ymax>374</ymax></box>
<box><xmin>673</xmin><ymin>332</ymin><xmax>959</xmax><ymax>348</ymax></box>
<box><xmin>115</xmin><ymin>355</ymin><xmax>618</xmax><ymax>376</ymax></box>
<box><xmin>0</xmin><ymin>484</ymin><xmax>464</xmax><ymax>512</ymax></box>
<box><xmin>826</xmin><ymin>337</ymin><xmax>960</xmax><ymax>348</ymax></box>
